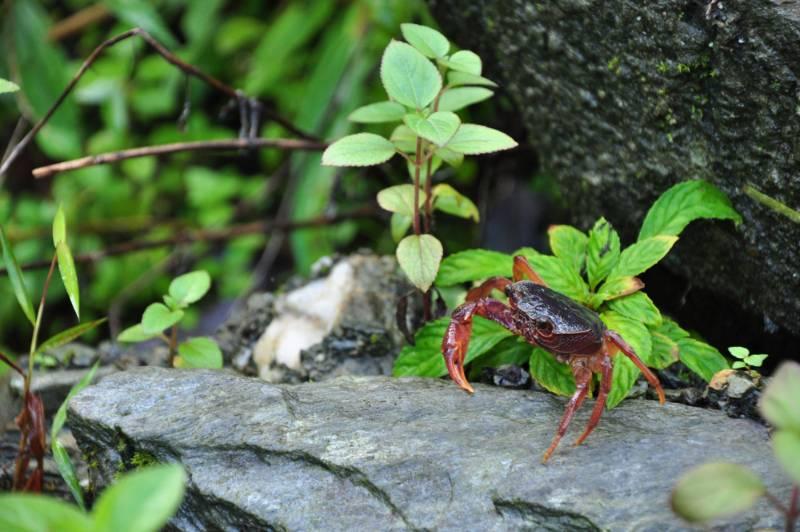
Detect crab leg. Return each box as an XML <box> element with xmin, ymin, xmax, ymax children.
<box><xmin>442</xmin><ymin>298</ymin><xmax>524</xmax><ymax>394</ymax></box>
<box><xmin>606</xmin><ymin>330</ymin><xmax>666</xmax><ymax>404</ymax></box>
<box><xmin>466</xmin><ymin>277</ymin><xmax>513</xmax><ymax>301</ymax></box>
<box><xmin>512</xmin><ymin>255</ymin><xmax>547</xmax><ymax>286</ymax></box>
<box><xmin>574</xmin><ymin>352</ymin><xmax>613</xmax><ymax>446</ymax></box>
<box><xmin>542</xmin><ymin>360</ymin><xmax>593</xmax><ymax>462</ymax></box>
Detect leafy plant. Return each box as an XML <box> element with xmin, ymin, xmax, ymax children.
<box><xmin>671</xmin><ymin>361</ymin><xmax>800</xmax><ymax>529</ymax></box>
<box><xmin>728</xmin><ymin>346</ymin><xmax>768</xmax><ymax>371</ymax></box>
<box><xmin>322</xmin><ymin>23</ymin><xmax>516</xmax><ymax>301</ymax></box>
<box><xmin>0</xmin><ymin>207</ymin><xmax>106</xmax><ymax>491</ymax></box>
<box><xmin>394</xmin><ymin>180</ymin><xmax>742</xmax><ymax>408</ymax></box>
<box><xmin>117</xmin><ymin>270</ymin><xmax>222</xmax><ymax>369</ymax></box>
<box><xmin>0</xmin><ymin>463</ymin><xmax>186</xmax><ymax>532</ymax></box>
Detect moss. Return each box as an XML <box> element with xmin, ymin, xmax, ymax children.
<box><xmin>607</xmin><ymin>56</ymin><xmax>621</xmax><ymax>75</ymax></box>
<box><xmin>130</xmin><ymin>451</ymin><xmax>158</xmax><ymax>469</ymax></box>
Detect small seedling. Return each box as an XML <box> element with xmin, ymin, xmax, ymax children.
<box><xmin>728</xmin><ymin>346</ymin><xmax>768</xmax><ymax>370</ymax></box>
<box><xmin>117</xmin><ymin>270</ymin><xmax>222</xmax><ymax>369</ymax></box>
<box><xmin>671</xmin><ymin>361</ymin><xmax>800</xmax><ymax>529</ymax></box>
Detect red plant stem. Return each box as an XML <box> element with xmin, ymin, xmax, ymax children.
<box><xmin>423</xmin><ymin>156</ymin><xmax>433</xmax><ymax>234</ymax></box>
<box><xmin>0</xmin><ymin>350</ymin><xmax>25</xmax><ymax>376</ymax></box>
<box><xmin>787</xmin><ymin>486</ymin><xmax>799</xmax><ymax>532</ymax></box>
<box><xmin>412</xmin><ymin>137</ymin><xmax>422</xmax><ymax>235</ymax></box>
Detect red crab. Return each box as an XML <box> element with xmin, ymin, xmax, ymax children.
<box><xmin>442</xmin><ymin>255</ymin><xmax>665</xmax><ymax>462</ymax></box>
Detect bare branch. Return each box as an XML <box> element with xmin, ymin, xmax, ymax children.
<box><xmin>32</xmin><ymin>137</ymin><xmax>328</xmax><ymax>179</ymax></box>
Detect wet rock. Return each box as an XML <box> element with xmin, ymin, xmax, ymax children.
<box><xmin>69</xmin><ymin>368</ymin><xmax>791</xmax><ymax>531</ymax></box>
<box><xmin>428</xmin><ymin>0</ymin><xmax>800</xmax><ymax>335</ymax></box>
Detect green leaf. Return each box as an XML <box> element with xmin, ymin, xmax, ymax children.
<box><xmin>390</xmin><ymin>125</ymin><xmax>418</xmax><ymax>153</ymax></box>
<box><xmin>772</xmin><ymin>430</ymin><xmax>800</xmax><ymax>485</ymax></box>
<box><xmin>432</xmin><ymin>184</ymin><xmax>479</xmax><ymax>222</ymax></box>
<box><xmin>606</xmin><ymin>354</ymin><xmax>639</xmax><ymax>409</ymax></box>
<box><xmin>396</xmin><ymin>234</ymin><xmax>443</xmax><ymax>292</ymax></box>
<box><xmin>656</xmin><ymin>317</ymin><xmax>690</xmax><ymax>342</ymax></box>
<box><xmin>322</xmin><ymin>133</ymin><xmax>396</xmax><ymax>167</ymax></box>
<box><xmin>403</xmin><ymin>111</ymin><xmax>460</xmax><ymax>146</ymax></box>
<box><xmin>670</xmin><ymin>462</ymin><xmax>764</xmax><ymax>523</ymax></box>
<box><xmin>607</xmin><ymin>292</ymin><xmax>662</xmax><ymax>326</ymax></box>
<box><xmin>732</xmin><ymin>361</ymin><xmax>746</xmax><ymax>369</ymax></box>
<box><xmin>169</xmin><ymin>270</ymin><xmax>211</xmax><ymax>307</ymax></box>
<box><xmin>377</xmin><ymin>184</ymin><xmax>425</xmax><ymax>217</ymax></box>
<box><xmin>447</xmin><ymin>71</ymin><xmax>497</xmax><ymax>88</ymax></box>
<box><xmin>176</xmin><ymin>337</ymin><xmax>223</xmax><ymax>369</ymax></box>
<box><xmin>51</xmin><ymin>362</ymin><xmax>99</xmax><ymax>509</ymax></box>
<box><xmin>406</xmin><ymin>157</ymin><xmax>442</xmax><ymax>183</ymax></box>
<box><xmin>348</xmin><ymin>101</ymin><xmax>406</xmax><ymax>123</ymax></box>
<box><xmin>547</xmin><ymin>225</ymin><xmax>587</xmax><ymax>274</ymax></box>
<box><xmin>0</xmin><ymin>78</ymin><xmax>20</xmax><ymax>94</ymax></box>
<box><xmin>436</xmin><ymin>249</ymin><xmax>512</xmax><ymax>286</ymax></box>
<box><xmin>529</xmin><ymin>347</ymin><xmax>576</xmax><ymax>396</ymax></box>
<box><xmin>0</xmin><ymin>225</ymin><xmax>36</xmax><ymax>325</ymax></box>
<box><xmin>639</xmin><ymin>180</ymin><xmax>742</xmax><ymax>241</ymax></box>
<box><xmin>443</xmin><ymin>50</ymin><xmax>482</xmax><ymax>75</ymax></box>
<box><xmin>392</xmin><ymin>316</ymin><xmax>513</xmax><ymax>377</ymax></box>
<box><xmin>677</xmin><ymin>338</ymin><xmax>729</xmax><ymax>381</ymax></box>
<box><xmin>380</xmin><ymin>40</ymin><xmax>442</xmax><ymax>109</ymax></box>
<box><xmin>759</xmin><ymin>361</ymin><xmax>800</xmax><ymax>432</ymax></box>
<box><xmin>37</xmin><ymin>318</ymin><xmax>107</xmax><ymax>355</ymax></box>
<box><xmin>56</xmin><ymin>241</ymin><xmax>80</xmax><ymax>320</ymax></box>
<box><xmin>602</xmin><ymin>311</ymin><xmax>653</xmax><ymax>364</ymax></box>
<box><xmin>118</xmin><ymin>324</ymin><xmax>158</xmax><ymax>343</ymax></box>
<box><xmin>391</xmin><ymin>213</ymin><xmax>412</xmax><ymax>243</ymax></box>
<box><xmin>0</xmin><ymin>494</ymin><xmax>93</xmax><ymax>532</ymax></box>
<box><xmin>141</xmin><ymin>303</ymin><xmax>184</xmax><ymax>334</ymax></box>
<box><xmin>52</xmin><ymin>205</ymin><xmax>67</xmax><ymax>245</ymax></box>
<box><xmin>650</xmin><ymin>330</ymin><xmax>680</xmax><ymax>369</ymax></box>
<box><xmin>608</xmin><ymin>236</ymin><xmax>678</xmax><ymax>279</ymax></box>
<box><xmin>517</xmin><ymin>248</ymin><xmax>590</xmax><ymax>303</ymax></box>
<box><xmin>437</xmin><ymin>146</ymin><xmax>464</xmax><ymax>167</ymax></box>
<box><xmin>468</xmin><ymin>337</ymin><xmax>532</xmax><ymax>379</ymax></box>
<box><xmin>727</xmin><ymin>346</ymin><xmax>749</xmax><ymax>359</ymax></box>
<box><xmin>743</xmin><ymin>354</ymin><xmax>767</xmax><ymax>367</ymax></box>
<box><xmin>586</xmin><ymin>217</ymin><xmax>621</xmax><ymax>290</ymax></box>
<box><xmin>400</xmin><ymin>23</ymin><xmax>449</xmax><ymax>58</ymax></box>
<box><xmin>438</xmin><ymin>87</ymin><xmax>493</xmax><ymax>112</ymax></box>
<box><xmin>445</xmin><ymin>124</ymin><xmax>517</xmax><ymax>155</ymax></box>
<box><xmin>93</xmin><ymin>464</ymin><xmax>186</xmax><ymax>532</ymax></box>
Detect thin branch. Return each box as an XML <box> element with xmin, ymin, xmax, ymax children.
<box><xmin>32</xmin><ymin>137</ymin><xmax>327</xmax><ymax>179</ymax></box>
<box><xmin>48</xmin><ymin>4</ymin><xmax>111</xmax><ymax>41</ymax></box>
<box><xmin>3</xmin><ymin>207</ymin><xmax>379</xmax><ymax>274</ymax></box>
<box><xmin>0</xmin><ymin>27</ymin><xmax>318</xmax><ymax>177</ymax></box>
<box><xmin>0</xmin><ymin>351</ymin><xmax>25</xmax><ymax>377</ymax></box>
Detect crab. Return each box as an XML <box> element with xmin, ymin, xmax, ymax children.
<box><xmin>442</xmin><ymin>255</ymin><xmax>665</xmax><ymax>462</ymax></box>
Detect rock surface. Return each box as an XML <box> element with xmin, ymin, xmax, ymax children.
<box><xmin>428</xmin><ymin>0</ymin><xmax>800</xmax><ymax>334</ymax></box>
<box><xmin>69</xmin><ymin>368</ymin><xmax>791</xmax><ymax>531</ymax></box>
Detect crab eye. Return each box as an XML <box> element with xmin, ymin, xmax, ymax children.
<box><xmin>536</xmin><ymin>320</ymin><xmax>554</xmax><ymax>336</ymax></box>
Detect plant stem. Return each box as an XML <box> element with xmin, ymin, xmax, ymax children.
<box><xmin>0</xmin><ymin>350</ymin><xmax>24</xmax><ymax>376</ymax></box>
<box><xmin>168</xmin><ymin>325</ymin><xmax>178</xmax><ymax>367</ymax></box>
<box><xmin>787</xmin><ymin>485</ymin><xmax>799</xmax><ymax>532</ymax></box>
<box><xmin>423</xmin><ymin>156</ymin><xmax>433</xmax><ymax>234</ymax></box>
<box><xmin>25</xmin><ymin>253</ymin><xmax>58</xmax><ymax>390</ymax></box>
<box><xmin>412</xmin><ymin>137</ymin><xmax>423</xmax><ymax>236</ymax></box>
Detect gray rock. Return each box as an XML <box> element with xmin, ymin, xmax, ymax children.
<box><xmin>428</xmin><ymin>0</ymin><xmax>800</xmax><ymax>334</ymax></box>
<box><xmin>69</xmin><ymin>368</ymin><xmax>791</xmax><ymax>531</ymax></box>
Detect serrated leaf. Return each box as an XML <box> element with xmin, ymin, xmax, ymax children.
<box><xmin>348</xmin><ymin>101</ymin><xmax>406</xmax><ymax>123</ymax></box>
<box><xmin>677</xmin><ymin>338</ymin><xmax>729</xmax><ymax>382</ymax></box>
<box><xmin>141</xmin><ymin>303</ymin><xmax>184</xmax><ymax>334</ymax></box>
<box><xmin>322</xmin><ymin>133</ymin><xmax>396</xmax><ymax>167</ymax></box>
<box><xmin>391</xmin><ymin>213</ymin><xmax>412</xmax><ymax>243</ymax></box>
<box><xmin>392</xmin><ymin>316</ymin><xmax>513</xmax><ymax>377</ymax></box>
<box><xmin>432</xmin><ymin>184</ymin><xmax>479</xmax><ymax>222</ymax></box>
<box><xmin>0</xmin><ymin>225</ymin><xmax>36</xmax><ymax>325</ymax></box>
<box><xmin>444</xmin><ymin>123</ymin><xmax>517</xmax><ymax>155</ymax></box>
<box><xmin>93</xmin><ymin>464</ymin><xmax>186</xmax><ymax>532</ymax></box>
<box><xmin>670</xmin><ymin>462</ymin><xmax>764</xmax><ymax>523</ymax></box>
<box><xmin>0</xmin><ymin>78</ymin><xmax>20</xmax><ymax>94</ymax></box>
<box><xmin>772</xmin><ymin>430</ymin><xmax>800</xmax><ymax>485</ymax></box>
<box><xmin>639</xmin><ymin>180</ymin><xmax>742</xmax><ymax>241</ymax></box>
<box><xmin>607</xmin><ymin>291</ymin><xmax>662</xmax><ymax>326</ymax></box>
<box><xmin>608</xmin><ymin>235</ymin><xmax>678</xmax><ymax>279</ymax></box>
<box><xmin>390</xmin><ymin>125</ymin><xmax>417</xmax><ymax>153</ymax></box>
<box><xmin>517</xmin><ymin>248</ymin><xmax>590</xmax><ymax>303</ymax></box>
<box><xmin>118</xmin><ymin>324</ymin><xmax>158</xmax><ymax>343</ymax></box>
<box><xmin>447</xmin><ymin>71</ymin><xmax>497</xmax><ymax>88</ymax></box>
<box><xmin>397</xmin><ymin>234</ymin><xmax>443</xmax><ymax>292</ymax></box>
<box><xmin>403</xmin><ymin>111</ymin><xmax>460</xmax><ymax>146</ymax></box>
<box><xmin>380</xmin><ymin>40</ymin><xmax>442</xmax><ymax>109</ymax></box>
<box><xmin>547</xmin><ymin>225</ymin><xmax>587</xmax><ymax>274</ymax></box>
<box><xmin>52</xmin><ymin>205</ymin><xmax>67</xmax><ymax>245</ymax></box>
<box><xmin>606</xmin><ymin>353</ymin><xmax>639</xmax><ymax>409</ymax></box>
<box><xmin>56</xmin><ymin>241</ymin><xmax>80</xmax><ymax>319</ymax></box>
<box><xmin>169</xmin><ymin>270</ymin><xmax>211</xmax><ymax>307</ymax></box>
<box><xmin>602</xmin><ymin>311</ymin><xmax>653</xmax><ymax>364</ymax></box>
<box><xmin>759</xmin><ymin>362</ymin><xmax>800</xmax><ymax>432</ymax></box>
<box><xmin>586</xmin><ymin>217</ymin><xmax>621</xmax><ymax>290</ymax></box>
<box><xmin>438</xmin><ymin>87</ymin><xmax>493</xmax><ymax>112</ymax></box>
<box><xmin>529</xmin><ymin>347</ymin><xmax>576</xmax><ymax>396</ymax></box>
<box><xmin>443</xmin><ymin>50</ymin><xmax>482</xmax><ymax>75</ymax></box>
<box><xmin>656</xmin><ymin>317</ymin><xmax>690</xmax><ymax>341</ymax></box>
<box><xmin>436</xmin><ymin>249</ymin><xmax>512</xmax><ymax>286</ymax></box>
<box><xmin>650</xmin><ymin>330</ymin><xmax>680</xmax><ymax>369</ymax></box>
<box><xmin>176</xmin><ymin>337</ymin><xmax>222</xmax><ymax>369</ymax></box>
<box><xmin>37</xmin><ymin>318</ymin><xmax>107</xmax><ymax>355</ymax></box>
<box><xmin>437</xmin><ymin>146</ymin><xmax>464</xmax><ymax>167</ymax></box>
<box><xmin>400</xmin><ymin>23</ymin><xmax>449</xmax><ymax>58</ymax></box>
<box><xmin>377</xmin><ymin>185</ymin><xmax>425</xmax><ymax>217</ymax></box>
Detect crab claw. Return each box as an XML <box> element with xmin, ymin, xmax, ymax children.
<box><xmin>442</xmin><ymin>305</ymin><xmax>475</xmax><ymax>394</ymax></box>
